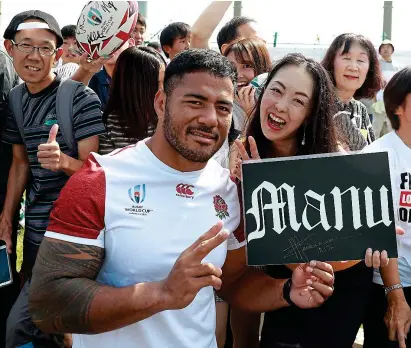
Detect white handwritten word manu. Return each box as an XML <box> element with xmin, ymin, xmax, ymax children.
<box><xmin>246</xmin><ymin>182</ymin><xmax>392</xmax><ymax>242</ymax></box>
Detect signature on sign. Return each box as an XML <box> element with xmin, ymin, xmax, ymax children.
<box><xmin>283</xmin><ymin>234</ymin><xmax>361</xmax><ymax>260</ymax></box>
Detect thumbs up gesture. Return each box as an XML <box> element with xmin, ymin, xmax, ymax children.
<box><xmin>37</xmin><ymin>124</ymin><xmax>65</xmax><ymax>172</ymax></box>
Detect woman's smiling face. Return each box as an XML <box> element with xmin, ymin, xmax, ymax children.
<box><xmin>260</xmin><ymin>64</ymin><xmax>313</xmax><ymax>142</ymax></box>
<box><xmin>333</xmin><ymin>42</ymin><xmax>370</xmax><ymax>94</ymax></box>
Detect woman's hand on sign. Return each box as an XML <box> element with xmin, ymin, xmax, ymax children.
<box><xmin>365</xmin><ymin>226</ymin><xmax>405</xmax><ymax>268</ymax></box>
<box><xmin>290</xmin><ymin>260</ymin><xmax>335</xmax><ymax>309</ymax></box>
<box><xmin>231</xmin><ymin>136</ymin><xmax>260</xmax><ymax>182</ymax></box>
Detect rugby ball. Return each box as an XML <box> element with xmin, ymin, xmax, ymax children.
<box><xmin>75</xmin><ymin>1</ymin><xmax>138</xmax><ymax>59</ymax></box>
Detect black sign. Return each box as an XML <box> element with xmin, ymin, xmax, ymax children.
<box><xmin>242</xmin><ymin>152</ymin><xmax>398</xmax><ymax>265</ymax></box>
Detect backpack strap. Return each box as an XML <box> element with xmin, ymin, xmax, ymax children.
<box><xmin>56</xmin><ymin>79</ymin><xmax>84</xmax><ymax>151</ymax></box>
<box><xmin>8</xmin><ymin>84</ymin><xmax>26</xmax><ymax>143</ymax></box>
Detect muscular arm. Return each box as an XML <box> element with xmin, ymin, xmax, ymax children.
<box><xmin>29</xmin><ymin>237</ymin><xmax>167</xmax><ymax>334</ymax></box>
<box><xmin>60</xmin><ymin>136</ymin><xmax>99</xmax><ymax>176</ymax></box>
<box><xmin>2</xmin><ymin>144</ymin><xmax>29</xmax><ymax>220</ymax></box>
<box><xmin>191</xmin><ymin>1</ymin><xmax>232</xmax><ymax>49</ymax></box>
<box><xmin>217</xmin><ymin>247</ymin><xmax>289</xmax><ymax>312</ymax></box>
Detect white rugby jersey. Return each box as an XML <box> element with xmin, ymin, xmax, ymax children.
<box><xmin>45</xmin><ymin>140</ymin><xmax>245</xmax><ymax>348</ymax></box>
<box><xmin>364</xmin><ymin>132</ymin><xmax>411</xmax><ymax>286</ymax></box>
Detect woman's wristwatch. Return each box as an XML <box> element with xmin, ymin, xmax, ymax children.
<box><xmin>384</xmin><ymin>283</ymin><xmax>403</xmax><ymax>296</ymax></box>
<box><xmin>283</xmin><ymin>279</ymin><xmax>297</xmax><ymax>307</ymax></box>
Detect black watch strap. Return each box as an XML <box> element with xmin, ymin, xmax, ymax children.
<box><xmin>283</xmin><ymin>278</ymin><xmax>296</xmax><ymax>307</ymax></box>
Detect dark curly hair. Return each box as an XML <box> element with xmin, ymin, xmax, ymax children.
<box><xmin>164</xmin><ymin>48</ymin><xmax>237</xmax><ymax>96</ymax></box>
<box><xmin>246</xmin><ymin>53</ymin><xmax>339</xmax><ymax>158</ymax></box>
<box><xmin>321</xmin><ymin>33</ymin><xmax>383</xmax><ymax>99</ymax></box>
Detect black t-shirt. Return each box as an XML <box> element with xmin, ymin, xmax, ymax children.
<box><xmin>0</xmin><ymin>50</ymin><xmax>18</xmax><ymax>202</ymax></box>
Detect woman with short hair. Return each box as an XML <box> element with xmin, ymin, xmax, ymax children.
<box><xmin>322</xmin><ymin>33</ymin><xmax>383</xmax><ymax>151</ymax></box>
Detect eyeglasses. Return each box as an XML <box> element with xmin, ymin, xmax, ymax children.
<box><xmin>11</xmin><ymin>40</ymin><xmax>57</xmax><ymax>56</ymax></box>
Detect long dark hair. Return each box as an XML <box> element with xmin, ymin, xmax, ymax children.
<box><xmin>223</xmin><ymin>37</ymin><xmax>272</xmax><ymax>77</ymax></box>
<box><xmin>246</xmin><ymin>53</ymin><xmax>339</xmax><ymax>159</ymax></box>
<box><xmin>103</xmin><ymin>46</ymin><xmax>164</xmax><ymax>140</ymax></box>
<box><xmin>321</xmin><ymin>33</ymin><xmax>383</xmax><ymax>99</ymax></box>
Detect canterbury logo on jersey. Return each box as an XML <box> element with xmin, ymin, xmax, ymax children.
<box><xmin>176</xmin><ymin>184</ymin><xmax>194</xmax><ymax>199</ymax></box>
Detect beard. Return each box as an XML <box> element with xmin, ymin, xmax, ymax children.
<box><xmin>163</xmin><ymin>102</ymin><xmax>223</xmax><ymax>163</ymax></box>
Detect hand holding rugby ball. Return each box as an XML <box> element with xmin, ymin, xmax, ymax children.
<box><xmin>75</xmin><ymin>1</ymin><xmax>138</xmax><ymax>59</ymax></box>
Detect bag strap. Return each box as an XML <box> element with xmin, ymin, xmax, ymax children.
<box><xmin>8</xmin><ymin>84</ymin><xmax>26</xmax><ymax>143</ymax></box>
<box><xmin>56</xmin><ymin>79</ymin><xmax>83</xmax><ymax>151</ymax></box>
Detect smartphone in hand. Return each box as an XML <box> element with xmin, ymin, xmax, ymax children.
<box><xmin>0</xmin><ymin>243</ymin><xmax>13</xmax><ymax>288</ymax></box>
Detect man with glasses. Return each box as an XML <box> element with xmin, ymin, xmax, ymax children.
<box><xmin>0</xmin><ymin>10</ymin><xmax>105</xmax><ymax>348</ymax></box>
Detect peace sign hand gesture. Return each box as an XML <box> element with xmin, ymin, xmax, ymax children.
<box><xmin>230</xmin><ymin>136</ymin><xmax>261</xmax><ymax>182</ymax></box>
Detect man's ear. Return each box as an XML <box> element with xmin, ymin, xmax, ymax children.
<box><xmin>162</xmin><ymin>45</ymin><xmax>171</xmax><ymax>57</ymax></box>
<box><xmin>128</xmin><ymin>38</ymin><xmax>135</xmax><ymax>47</ymax></box>
<box><xmin>154</xmin><ymin>89</ymin><xmax>166</xmax><ymax>123</ymax></box>
<box><xmin>220</xmin><ymin>43</ymin><xmax>229</xmax><ymax>55</ymax></box>
<box><xmin>4</xmin><ymin>40</ymin><xmax>14</xmax><ymax>57</ymax></box>
<box><xmin>396</xmin><ymin>104</ymin><xmax>404</xmax><ymax>118</ymax></box>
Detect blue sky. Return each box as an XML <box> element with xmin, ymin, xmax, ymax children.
<box><xmin>1</xmin><ymin>0</ymin><xmax>410</xmax><ymax>50</ymax></box>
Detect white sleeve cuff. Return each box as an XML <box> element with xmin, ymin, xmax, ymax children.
<box><xmin>45</xmin><ymin>231</ymin><xmax>105</xmax><ymax>248</ymax></box>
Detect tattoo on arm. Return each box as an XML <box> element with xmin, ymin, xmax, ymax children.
<box><xmin>29</xmin><ymin>237</ymin><xmax>105</xmax><ymax>333</ymax></box>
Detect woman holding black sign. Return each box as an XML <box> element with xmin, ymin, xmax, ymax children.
<box><xmin>230</xmin><ymin>53</ymin><xmax>391</xmax><ymax>348</ymax></box>
<box><xmin>363</xmin><ymin>67</ymin><xmax>411</xmax><ymax>348</ymax></box>
<box><xmin>321</xmin><ymin>33</ymin><xmax>383</xmax><ymax>151</ymax></box>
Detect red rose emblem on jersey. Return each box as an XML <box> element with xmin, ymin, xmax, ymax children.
<box><xmin>213</xmin><ymin>195</ymin><xmax>229</xmax><ymax>220</ymax></box>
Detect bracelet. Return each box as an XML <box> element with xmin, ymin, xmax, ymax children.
<box><xmin>384</xmin><ymin>283</ymin><xmax>403</xmax><ymax>296</ymax></box>
<box><xmin>283</xmin><ymin>279</ymin><xmax>297</xmax><ymax>307</ymax></box>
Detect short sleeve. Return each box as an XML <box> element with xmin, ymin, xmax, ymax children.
<box><xmin>226</xmin><ymin>177</ymin><xmax>246</xmax><ymax>251</ymax></box>
<box><xmin>2</xmin><ymin>99</ymin><xmax>23</xmax><ymax>145</ymax></box>
<box><xmin>45</xmin><ymin>154</ymin><xmax>106</xmax><ymax>248</ymax></box>
<box><xmin>72</xmin><ymin>87</ymin><xmax>106</xmax><ymax>142</ymax></box>
<box><xmin>0</xmin><ymin>52</ymin><xmax>22</xmax><ymax>144</ymax></box>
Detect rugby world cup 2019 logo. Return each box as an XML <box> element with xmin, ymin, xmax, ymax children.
<box><xmin>126</xmin><ymin>184</ymin><xmax>152</xmax><ymax>216</ymax></box>
<box><xmin>87</xmin><ymin>7</ymin><xmax>102</xmax><ymax>26</ymax></box>
<box><xmin>128</xmin><ymin>184</ymin><xmax>146</xmax><ymax>204</ymax></box>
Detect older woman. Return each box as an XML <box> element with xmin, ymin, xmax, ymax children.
<box><xmin>322</xmin><ymin>33</ymin><xmax>383</xmax><ymax>151</ymax></box>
